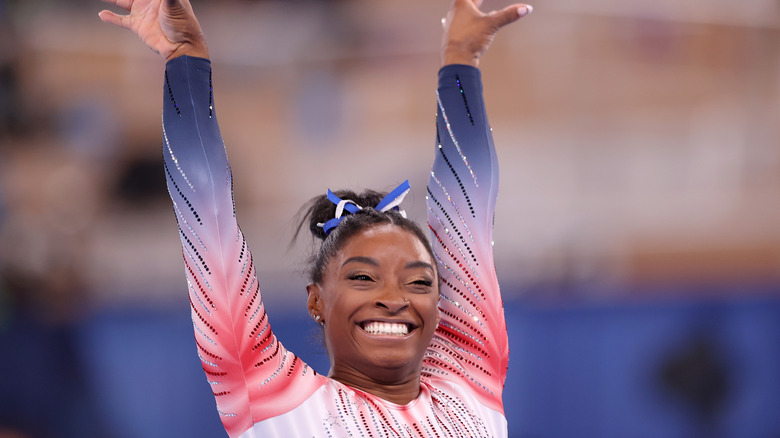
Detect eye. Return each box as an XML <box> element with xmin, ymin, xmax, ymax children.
<box><xmin>408</xmin><ymin>277</ymin><xmax>434</xmax><ymax>292</ymax></box>
<box><xmin>348</xmin><ymin>273</ymin><xmax>374</xmax><ymax>282</ymax></box>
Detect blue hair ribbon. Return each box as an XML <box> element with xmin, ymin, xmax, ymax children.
<box><xmin>318</xmin><ymin>180</ymin><xmax>411</xmax><ymax>235</ymax></box>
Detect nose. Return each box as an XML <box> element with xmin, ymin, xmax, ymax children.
<box><xmin>374</xmin><ymin>287</ymin><xmax>409</xmax><ymax>314</ymax></box>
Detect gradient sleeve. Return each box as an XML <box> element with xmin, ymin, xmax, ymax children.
<box><xmin>162</xmin><ymin>56</ymin><xmax>323</xmax><ymax>437</ymax></box>
<box><xmin>423</xmin><ymin>64</ymin><xmax>509</xmax><ymax>413</ymax></box>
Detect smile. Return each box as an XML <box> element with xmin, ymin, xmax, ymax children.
<box><xmin>359</xmin><ymin>321</ymin><xmax>414</xmax><ymax>336</ymax></box>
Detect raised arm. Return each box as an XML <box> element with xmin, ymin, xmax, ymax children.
<box><xmin>423</xmin><ymin>0</ymin><xmax>531</xmax><ymax>414</ymax></box>
<box><xmin>99</xmin><ymin>2</ymin><xmax>323</xmax><ymax>436</ymax></box>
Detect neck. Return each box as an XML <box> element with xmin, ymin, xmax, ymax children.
<box><xmin>329</xmin><ymin>367</ymin><xmax>422</xmax><ymax>405</ymax></box>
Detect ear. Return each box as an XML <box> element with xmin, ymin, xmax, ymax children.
<box><xmin>306</xmin><ymin>283</ymin><xmax>323</xmax><ymax>322</ymax></box>
<box><xmin>434</xmin><ymin>289</ymin><xmax>442</xmax><ymax>328</ymax></box>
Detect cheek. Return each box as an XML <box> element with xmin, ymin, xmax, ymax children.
<box><xmin>418</xmin><ymin>295</ymin><xmax>441</xmax><ymax>324</ymax></box>
<box><xmin>322</xmin><ymin>288</ymin><xmax>362</xmax><ymax>324</ymax></box>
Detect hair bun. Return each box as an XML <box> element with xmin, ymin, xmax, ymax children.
<box><xmin>302</xmin><ymin>189</ymin><xmax>388</xmax><ymax>241</ymax></box>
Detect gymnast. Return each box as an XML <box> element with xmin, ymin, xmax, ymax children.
<box><xmin>99</xmin><ymin>0</ymin><xmax>531</xmax><ymax>436</ymax></box>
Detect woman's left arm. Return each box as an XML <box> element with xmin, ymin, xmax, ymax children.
<box><xmin>423</xmin><ymin>0</ymin><xmax>531</xmax><ymax>414</ymax></box>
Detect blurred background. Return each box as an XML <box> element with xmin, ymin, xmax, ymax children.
<box><xmin>1</xmin><ymin>0</ymin><xmax>779</xmax><ymax>437</ymax></box>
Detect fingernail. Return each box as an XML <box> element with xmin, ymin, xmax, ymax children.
<box><xmin>518</xmin><ymin>5</ymin><xmax>533</xmax><ymax>17</ymax></box>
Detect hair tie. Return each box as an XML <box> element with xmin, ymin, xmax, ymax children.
<box><xmin>316</xmin><ymin>180</ymin><xmax>411</xmax><ymax>235</ymax></box>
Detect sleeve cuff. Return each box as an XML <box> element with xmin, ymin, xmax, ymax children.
<box><xmin>438</xmin><ymin>64</ymin><xmax>481</xmax><ymax>88</ymax></box>
<box><xmin>165</xmin><ymin>54</ymin><xmax>212</xmax><ymax>70</ymax></box>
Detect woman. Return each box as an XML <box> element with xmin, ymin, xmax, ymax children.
<box><xmin>99</xmin><ymin>0</ymin><xmax>532</xmax><ymax>436</ymax></box>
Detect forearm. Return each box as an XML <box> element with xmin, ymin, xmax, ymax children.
<box><xmin>163</xmin><ymin>56</ymin><xmax>228</xmax><ymax>211</ymax></box>
<box><xmin>434</xmin><ymin>64</ymin><xmax>499</xmax><ymax>218</ymax></box>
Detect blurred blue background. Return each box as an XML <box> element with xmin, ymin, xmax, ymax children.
<box><xmin>1</xmin><ymin>0</ymin><xmax>779</xmax><ymax>437</ymax></box>
<box><xmin>3</xmin><ymin>292</ymin><xmax>779</xmax><ymax>437</ymax></box>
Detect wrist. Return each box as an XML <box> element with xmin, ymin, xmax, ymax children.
<box><xmin>441</xmin><ymin>53</ymin><xmax>479</xmax><ymax>67</ymax></box>
<box><xmin>166</xmin><ymin>40</ymin><xmax>210</xmax><ymax>62</ymax></box>
<box><xmin>441</xmin><ymin>48</ymin><xmax>478</xmax><ymax>68</ymax></box>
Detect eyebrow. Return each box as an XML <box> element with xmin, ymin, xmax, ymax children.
<box><xmin>341</xmin><ymin>256</ymin><xmax>380</xmax><ymax>267</ymax></box>
<box><xmin>404</xmin><ymin>261</ymin><xmax>435</xmax><ymax>273</ymax></box>
<box><xmin>340</xmin><ymin>257</ymin><xmax>434</xmax><ymax>273</ymax></box>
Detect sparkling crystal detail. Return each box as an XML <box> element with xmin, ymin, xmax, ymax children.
<box><xmin>165</xmin><ymin>70</ymin><xmax>182</xmax><ymax>117</ymax></box>
<box><xmin>217</xmin><ymin>410</ymin><xmax>237</xmax><ymax>418</ymax></box>
<box><xmin>456</xmin><ymin>75</ymin><xmax>474</xmax><ymax>126</ymax></box>
<box><xmin>429</xmin><ymin>173</ymin><xmax>475</xmax><ymax>243</ymax></box>
<box><xmin>437</xmin><ymin>91</ymin><xmax>478</xmax><ymax>187</ymax></box>
<box><xmin>438</xmin><ymin>130</ymin><xmax>476</xmax><ymax>218</ymax></box>
<box><xmin>163</xmin><ymin>118</ymin><xmax>195</xmax><ymax>192</ymax></box>
<box><xmin>208</xmin><ymin>68</ymin><xmax>213</xmax><ymax>118</ymax></box>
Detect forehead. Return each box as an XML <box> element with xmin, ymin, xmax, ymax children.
<box><xmin>335</xmin><ymin>224</ymin><xmax>432</xmax><ymax>266</ymax></box>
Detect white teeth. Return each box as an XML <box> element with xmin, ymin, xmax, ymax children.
<box><xmin>362</xmin><ymin>321</ymin><xmax>409</xmax><ymax>336</ymax></box>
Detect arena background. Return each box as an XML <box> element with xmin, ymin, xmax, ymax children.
<box><xmin>0</xmin><ymin>0</ymin><xmax>779</xmax><ymax>437</ymax></box>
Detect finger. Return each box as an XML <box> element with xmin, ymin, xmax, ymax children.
<box><xmin>98</xmin><ymin>10</ymin><xmax>131</xmax><ymax>29</ymax></box>
<box><xmin>100</xmin><ymin>0</ymin><xmax>132</xmax><ymax>12</ymax></box>
<box><xmin>489</xmin><ymin>4</ymin><xmax>532</xmax><ymax>29</ymax></box>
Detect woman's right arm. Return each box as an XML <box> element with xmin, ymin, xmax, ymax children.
<box><xmin>100</xmin><ymin>2</ymin><xmax>323</xmax><ymax>436</ymax></box>
<box><xmin>163</xmin><ymin>54</ymin><xmax>322</xmax><ymax>438</ymax></box>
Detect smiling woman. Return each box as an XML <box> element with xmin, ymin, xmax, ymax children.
<box><xmin>98</xmin><ymin>0</ymin><xmax>531</xmax><ymax>436</ymax></box>
<box><xmin>306</xmin><ymin>224</ymin><xmax>441</xmax><ymax>405</ymax></box>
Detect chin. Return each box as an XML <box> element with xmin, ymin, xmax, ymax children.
<box><xmin>360</xmin><ymin>347</ymin><xmax>424</xmax><ymax>375</ymax></box>
<box><xmin>354</xmin><ymin>333</ymin><xmax>425</xmax><ymax>369</ymax></box>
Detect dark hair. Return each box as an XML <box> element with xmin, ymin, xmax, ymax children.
<box><xmin>295</xmin><ymin>188</ymin><xmax>436</xmax><ymax>285</ymax></box>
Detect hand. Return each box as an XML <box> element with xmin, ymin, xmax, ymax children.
<box><xmin>98</xmin><ymin>0</ymin><xmax>209</xmax><ymax>61</ymax></box>
<box><xmin>441</xmin><ymin>0</ymin><xmax>532</xmax><ymax>67</ymax></box>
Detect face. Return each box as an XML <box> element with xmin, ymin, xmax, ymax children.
<box><xmin>307</xmin><ymin>224</ymin><xmax>440</xmax><ymax>381</ymax></box>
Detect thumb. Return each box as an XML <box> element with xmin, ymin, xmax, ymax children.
<box><xmin>490</xmin><ymin>4</ymin><xmax>533</xmax><ymax>29</ymax></box>
<box><xmin>163</xmin><ymin>0</ymin><xmax>190</xmax><ymax>17</ymax></box>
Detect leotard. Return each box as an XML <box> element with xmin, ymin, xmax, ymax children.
<box><xmin>162</xmin><ymin>55</ymin><xmax>508</xmax><ymax>437</ymax></box>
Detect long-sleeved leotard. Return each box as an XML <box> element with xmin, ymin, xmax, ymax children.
<box><xmin>163</xmin><ymin>56</ymin><xmax>508</xmax><ymax>437</ymax></box>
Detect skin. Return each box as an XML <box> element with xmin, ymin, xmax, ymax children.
<box><xmin>441</xmin><ymin>0</ymin><xmax>533</xmax><ymax>67</ymax></box>
<box><xmin>306</xmin><ymin>225</ymin><xmax>440</xmax><ymax>404</ymax></box>
<box><xmin>99</xmin><ymin>0</ymin><xmax>532</xmax><ymax>405</ymax></box>
<box><xmin>98</xmin><ymin>0</ymin><xmax>209</xmax><ymax>61</ymax></box>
